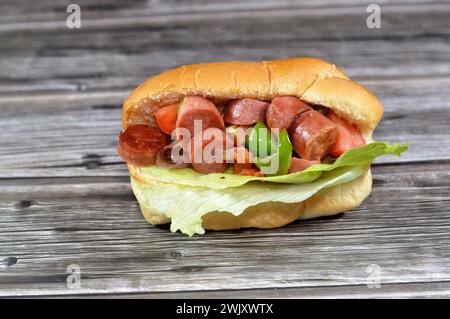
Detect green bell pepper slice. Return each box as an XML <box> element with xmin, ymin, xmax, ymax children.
<box><xmin>249</xmin><ymin>125</ymin><xmax>293</xmax><ymax>176</ymax></box>
<box><xmin>246</xmin><ymin>122</ymin><xmax>276</xmax><ymax>158</ymax></box>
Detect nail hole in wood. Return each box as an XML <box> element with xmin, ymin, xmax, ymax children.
<box><xmin>82</xmin><ymin>154</ymin><xmax>101</xmax><ymax>169</ymax></box>
<box><xmin>15</xmin><ymin>200</ymin><xmax>33</xmax><ymax>209</ymax></box>
<box><xmin>2</xmin><ymin>257</ymin><xmax>18</xmax><ymax>267</ymax></box>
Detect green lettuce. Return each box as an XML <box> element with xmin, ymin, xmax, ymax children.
<box><xmin>134</xmin><ymin>142</ymin><xmax>408</xmax><ymax>189</ymax></box>
<box><xmin>132</xmin><ymin>165</ymin><xmax>367</xmax><ymax>236</ymax></box>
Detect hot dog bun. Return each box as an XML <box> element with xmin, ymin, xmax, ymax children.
<box><xmin>122</xmin><ymin>57</ymin><xmax>383</xmax><ymax>231</ymax></box>
<box><xmin>123</xmin><ymin>57</ymin><xmax>383</xmax><ymax>134</ymax></box>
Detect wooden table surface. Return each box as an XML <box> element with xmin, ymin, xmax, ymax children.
<box><xmin>1</xmin><ymin>0</ymin><xmax>450</xmax><ymax>298</ymax></box>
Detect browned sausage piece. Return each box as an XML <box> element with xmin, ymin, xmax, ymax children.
<box><xmin>118</xmin><ymin>124</ymin><xmax>170</xmax><ymax>167</ymax></box>
<box><xmin>289</xmin><ymin>110</ymin><xmax>338</xmax><ymax>160</ymax></box>
<box><xmin>287</xmin><ymin>158</ymin><xmax>320</xmax><ymax>174</ymax></box>
<box><xmin>190</xmin><ymin>128</ymin><xmax>234</xmax><ymax>174</ymax></box>
<box><xmin>266</xmin><ymin>96</ymin><xmax>311</xmax><ymax>132</ymax></box>
<box><xmin>224</xmin><ymin>98</ymin><xmax>269</xmax><ymax>125</ymax></box>
<box><xmin>176</xmin><ymin>96</ymin><xmax>224</xmax><ymax>139</ymax></box>
<box><xmin>156</xmin><ymin>141</ymin><xmax>190</xmax><ymax>169</ymax></box>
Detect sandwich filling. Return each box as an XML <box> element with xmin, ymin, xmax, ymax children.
<box><xmin>119</xmin><ymin>95</ymin><xmax>370</xmax><ymax>175</ymax></box>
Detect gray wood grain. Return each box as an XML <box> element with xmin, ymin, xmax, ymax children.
<box><xmin>0</xmin><ymin>0</ymin><xmax>443</xmax><ymax>24</ymax></box>
<box><xmin>0</xmin><ymin>163</ymin><xmax>449</xmax><ymax>297</ymax></box>
<box><xmin>55</xmin><ymin>281</ymin><xmax>450</xmax><ymax>299</ymax></box>
<box><xmin>0</xmin><ymin>2</ymin><xmax>449</xmax><ymax>94</ymax></box>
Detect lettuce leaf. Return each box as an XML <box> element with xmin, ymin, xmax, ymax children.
<box><xmin>134</xmin><ymin>142</ymin><xmax>408</xmax><ymax>189</ymax></box>
<box><xmin>132</xmin><ymin>165</ymin><xmax>367</xmax><ymax>236</ymax></box>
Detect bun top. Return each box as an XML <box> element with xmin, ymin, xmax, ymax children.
<box><xmin>122</xmin><ymin>57</ymin><xmax>384</xmax><ymax>135</ymax></box>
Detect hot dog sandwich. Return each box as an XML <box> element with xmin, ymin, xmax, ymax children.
<box><xmin>118</xmin><ymin>57</ymin><xmax>407</xmax><ymax>236</ymax></box>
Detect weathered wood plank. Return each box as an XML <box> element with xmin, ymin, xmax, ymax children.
<box><xmin>0</xmin><ymin>76</ymin><xmax>449</xmax><ymax>177</ymax></box>
<box><xmin>0</xmin><ymin>3</ymin><xmax>449</xmax><ymax>94</ymax></box>
<box><xmin>53</xmin><ymin>281</ymin><xmax>450</xmax><ymax>299</ymax></box>
<box><xmin>0</xmin><ymin>163</ymin><xmax>449</xmax><ymax>297</ymax></box>
<box><xmin>0</xmin><ymin>0</ymin><xmax>442</xmax><ymax>24</ymax></box>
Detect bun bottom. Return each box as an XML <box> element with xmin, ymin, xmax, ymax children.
<box><xmin>130</xmin><ymin>169</ymin><xmax>372</xmax><ymax>231</ymax></box>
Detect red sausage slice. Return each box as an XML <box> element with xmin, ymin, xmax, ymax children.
<box><xmin>287</xmin><ymin>158</ymin><xmax>320</xmax><ymax>174</ymax></box>
<box><xmin>224</xmin><ymin>98</ymin><xmax>269</xmax><ymax>125</ymax></box>
<box><xmin>189</xmin><ymin>128</ymin><xmax>234</xmax><ymax>174</ymax></box>
<box><xmin>118</xmin><ymin>124</ymin><xmax>170</xmax><ymax>167</ymax></box>
<box><xmin>156</xmin><ymin>141</ymin><xmax>190</xmax><ymax>169</ymax></box>
<box><xmin>266</xmin><ymin>96</ymin><xmax>311</xmax><ymax>132</ymax></box>
<box><xmin>289</xmin><ymin>110</ymin><xmax>338</xmax><ymax>160</ymax></box>
<box><xmin>176</xmin><ymin>96</ymin><xmax>224</xmax><ymax>139</ymax></box>
<box><xmin>327</xmin><ymin>111</ymin><xmax>366</xmax><ymax>157</ymax></box>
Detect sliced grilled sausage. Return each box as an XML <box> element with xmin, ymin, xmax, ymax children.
<box><xmin>190</xmin><ymin>128</ymin><xmax>234</xmax><ymax>174</ymax></box>
<box><xmin>224</xmin><ymin>98</ymin><xmax>269</xmax><ymax>125</ymax></box>
<box><xmin>287</xmin><ymin>158</ymin><xmax>320</xmax><ymax>174</ymax></box>
<box><xmin>156</xmin><ymin>141</ymin><xmax>190</xmax><ymax>169</ymax></box>
<box><xmin>175</xmin><ymin>96</ymin><xmax>224</xmax><ymax>139</ymax></box>
<box><xmin>266</xmin><ymin>96</ymin><xmax>311</xmax><ymax>132</ymax></box>
<box><xmin>289</xmin><ymin>110</ymin><xmax>338</xmax><ymax>160</ymax></box>
<box><xmin>118</xmin><ymin>124</ymin><xmax>170</xmax><ymax>167</ymax></box>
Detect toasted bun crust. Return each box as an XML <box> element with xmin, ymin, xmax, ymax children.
<box><xmin>122</xmin><ymin>57</ymin><xmax>381</xmax><ymax>232</ymax></box>
<box><xmin>123</xmin><ymin>57</ymin><xmax>383</xmax><ymax>134</ymax></box>
<box><xmin>129</xmin><ymin>167</ymin><xmax>372</xmax><ymax>231</ymax></box>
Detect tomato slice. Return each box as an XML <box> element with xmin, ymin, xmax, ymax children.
<box><xmin>327</xmin><ymin>111</ymin><xmax>365</xmax><ymax>157</ymax></box>
<box><xmin>118</xmin><ymin>124</ymin><xmax>169</xmax><ymax>166</ymax></box>
<box><xmin>155</xmin><ymin>104</ymin><xmax>178</xmax><ymax>135</ymax></box>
